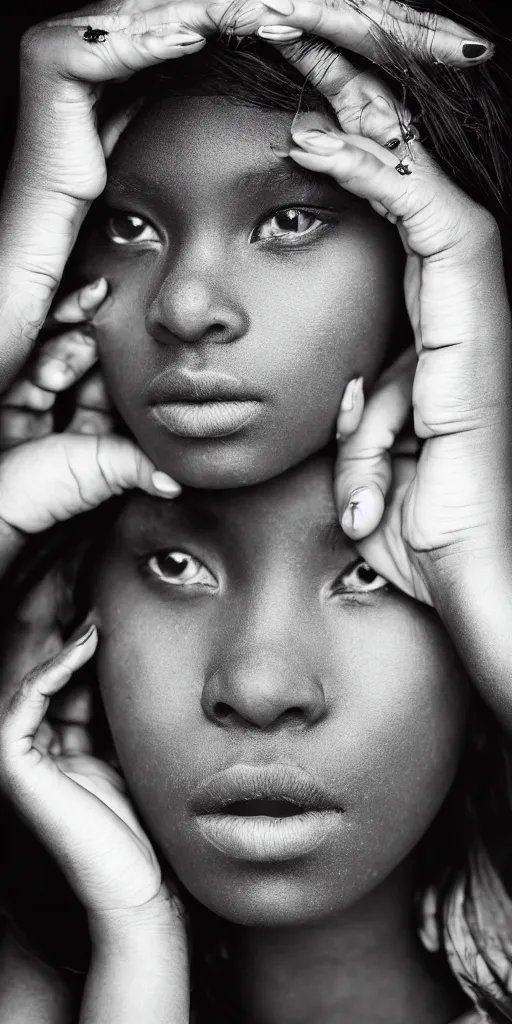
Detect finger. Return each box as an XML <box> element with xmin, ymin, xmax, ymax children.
<box><xmin>67</xmin><ymin>370</ymin><xmax>115</xmax><ymax>435</ymax></box>
<box><xmin>71</xmin><ymin>370</ymin><xmax>112</xmax><ymax>414</ymax></box>
<box><xmin>100</xmin><ymin>100</ymin><xmax>145</xmax><ymax>158</ymax></box>
<box><xmin>0</xmin><ymin>433</ymin><xmax>181</xmax><ymax>538</ymax></box>
<box><xmin>288</xmin><ymin>129</ymin><xmax>462</xmax><ymax>257</ymax></box>
<box><xmin>0</xmin><ymin>409</ymin><xmax>54</xmax><ymax>450</ymax></box>
<box><xmin>335</xmin><ymin>346</ymin><xmax>416</xmax><ymax>539</ymax></box>
<box><xmin>30</xmin><ymin>331</ymin><xmax>99</xmax><ymax>393</ymax></box>
<box><xmin>336</xmin><ymin>376</ymin><xmax>365</xmax><ymax>443</ymax></box>
<box><xmin>46</xmin><ymin>278</ymin><xmax>108</xmax><ymax>328</ymax></box>
<box><xmin>258</xmin><ymin>0</ymin><xmax>493</xmax><ymax>67</ymax></box>
<box><xmin>268</xmin><ymin>37</ymin><xmax>411</xmax><ymax>145</ymax></box>
<box><xmin>0</xmin><ymin>626</ymin><xmax>97</xmax><ymax>765</ymax></box>
<box><xmin>0</xmin><ymin>379</ymin><xmax>55</xmax><ymax>413</ymax></box>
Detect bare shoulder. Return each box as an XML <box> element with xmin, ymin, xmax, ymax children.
<box><xmin>0</xmin><ymin>928</ymin><xmax>78</xmax><ymax>1023</ymax></box>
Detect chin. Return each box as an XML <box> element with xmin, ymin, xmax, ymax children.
<box><xmin>180</xmin><ymin>867</ymin><xmax>350</xmax><ymax>928</ymax></box>
<box><xmin>151</xmin><ymin>438</ymin><xmax>298</xmax><ymax>490</ymax></box>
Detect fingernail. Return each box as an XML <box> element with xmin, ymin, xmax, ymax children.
<box><xmin>257</xmin><ymin>25</ymin><xmax>303</xmax><ymax>41</ymax></box>
<box><xmin>341</xmin><ymin>377</ymin><xmax>359</xmax><ymax>413</ymax></box>
<box><xmin>144</xmin><ymin>31</ymin><xmax>205</xmax><ymax>52</ymax></box>
<box><xmin>461</xmin><ymin>41</ymin><xmax>490</xmax><ymax>59</ymax></box>
<box><xmin>341</xmin><ymin>488</ymin><xmax>372</xmax><ymax>534</ymax></box>
<box><xmin>260</xmin><ymin>0</ymin><xmax>294</xmax><ymax>12</ymax></box>
<box><xmin>73</xmin><ymin>624</ymin><xmax>96</xmax><ymax>647</ymax></box>
<box><xmin>152</xmin><ymin>471</ymin><xmax>182</xmax><ymax>496</ymax></box>
<box><xmin>85</xmin><ymin>277</ymin><xmax>107</xmax><ymax>296</ymax></box>
<box><xmin>292</xmin><ymin>130</ymin><xmax>345</xmax><ymax>154</ymax></box>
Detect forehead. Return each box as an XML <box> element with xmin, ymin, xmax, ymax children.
<box><xmin>106</xmin><ymin>96</ymin><xmax>341</xmax><ymax>206</ymax></box>
<box><xmin>116</xmin><ymin>454</ymin><xmax>352</xmax><ymax>564</ymax></box>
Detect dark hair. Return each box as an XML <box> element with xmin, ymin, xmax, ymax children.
<box><xmin>4</xmin><ymin>7</ymin><xmax>512</xmax><ymax>1019</ymax></box>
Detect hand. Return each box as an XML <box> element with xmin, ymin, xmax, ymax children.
<box><xmin>280</xmin><ymin>42</ymin><xmax>511</xmax><ymax>604</ymax></box>
<box><xmin>0</xmin><ymin>625</ymin><xmax>175</xmax><ymax>920</ymax></box>
<box><xmin>0</xmin><ymin>278</ymin><xmax>114</xmax><ymax>450</ymax></box>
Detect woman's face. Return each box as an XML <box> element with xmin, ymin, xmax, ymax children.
<box><xmin>93</xmin><ymin>454</ymin><xmax>469</xmax><ymax>926</ymax></box>
<box><xmin>78</xmin><ymin>95</ymin><xmax>403</xmax><ymax>488</ymax></box>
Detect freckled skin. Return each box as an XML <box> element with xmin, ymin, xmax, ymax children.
<box><xmin>77</xmin><ymin>96</ymin><xmax>405</xmax><ymax>488</ymax></box>
<box><xmin>93</xmin><ymin>454</ymin><xmax>468</xmax><ymax>926</ymax></box>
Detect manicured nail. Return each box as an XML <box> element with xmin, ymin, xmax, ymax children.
<box><xmin>341</xmin><ymin>377</ymin><xmax>359</xmax><ymax>413</ymax></box>
<box><xmin>74</xmin><ymin>624</ymin><xmax>96</xmax><ymax>646</ymax></box>
<box><xmin>257</xmin><ymin>25</ymin><xmax>303</xmax><ymax>41</ymax></box>
<box><xmin>85</xmin><ymin>277</ymin><xmax>107</xmax><ymax>295</ymax></box>
<box><xmin>144</xmin><ymin>31</ymin><xmax>205</xmax><ymax>52</ymax></box>
<box><xmin>152</xmin><ymin>471</ymin><xmax>182</xmax><ymax>496</ymax></box>
<box><xmin>341</xmin><ymin>488</ymin><xmax>372</xmax><ymax>533</ymax></box>
<box><xmin>461</xmin><ymin>41</ymin><xmax>490</xmax><ymax>59</ymax></box>
<box><xmin>260</xmin><ymin>0</ymin><xmax>295</xmax><ymax>12</ymax></box>
<box><xmin>292</xmin><ymin>130</ymin><xmax>345</xmax><ymax>154</ymax></box>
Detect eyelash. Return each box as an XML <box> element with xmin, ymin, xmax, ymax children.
<box><xmin>100</xmin><ymin>205</ymin><xmax>333</xmax><ymax>249</ymax></box>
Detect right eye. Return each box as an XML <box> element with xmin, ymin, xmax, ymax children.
<box><xmin>146</xmin><ymin>550</ymin><xmax>217</xmax><ymax>590</ymax></box>
<box><xmin>104</xmin><ymin>212</ymin><xmax>160</xmax><ymax>245</ymax></box>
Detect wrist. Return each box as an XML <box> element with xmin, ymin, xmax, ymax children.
<box><xmin>88</xmin><ymin>887</ymin><xmax>185</xmax><ymax>956</ymax></box>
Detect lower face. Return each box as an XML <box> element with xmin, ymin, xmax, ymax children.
<box><xmin>93</xmin><ymin>454</ymin><xmax>468</xmax><ymax>926</ymax></box>
<box><xmin>77</xmin><ymin>95</ymin><xmax>404</xmax><ymax>487</ymax></box>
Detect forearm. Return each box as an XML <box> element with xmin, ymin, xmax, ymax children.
<box><xmin>81</xmin><ymin>904</ymin><xmax>189</xmax><ymax>1024</ymax></box>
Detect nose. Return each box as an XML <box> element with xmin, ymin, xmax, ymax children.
<box><xmin>202</xmin><ymin>646</ymin><xmax>326</xmax><ymax>731</ymax></box>
<box><xmin>145</xmin><ymin>253</ymin><xmax>248</xmax><ymax>347</ymax></box>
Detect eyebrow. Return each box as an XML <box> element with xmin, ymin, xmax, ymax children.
<box><xmin>105</xmin><ymin>160</ymin><xmax>341</xmax><ymax>206</ymax></box>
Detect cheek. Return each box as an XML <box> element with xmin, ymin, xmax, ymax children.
<box><xmin>331</xmin><ymin>606</ymin><xmax>468</xmax><ymax>871</ymax></box>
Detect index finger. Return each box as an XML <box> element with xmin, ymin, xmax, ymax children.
<box><xmin>259</xmin><ymin>0</ymin><xmax>493</xmax><ymax>68</ymax></box>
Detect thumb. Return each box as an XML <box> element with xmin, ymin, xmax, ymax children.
<box><xmin>335</xmin><ymin>348</ymin><xmax>416</xmax><ymax>540</ymax></box>
<box><xmin>0</xmin><ymin>433</ymin><xmax>180</xmax><ymax>537</ymax></box>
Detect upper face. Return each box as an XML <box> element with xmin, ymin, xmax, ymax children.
<box><xmin>77</xmin><ymin>95</ymin><xmax>404</xmax><ymax>487</ymax></box>
<box><xmin>93</xmin><ymin>454</ymin><xmax>468</xmax><ymax>926</ymax></box>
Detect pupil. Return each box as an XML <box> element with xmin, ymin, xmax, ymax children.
<box><xmin>163</xmin><ymin>553</ymin><xmax>188</xmax><ymax>577</ymax></box>
<box><xmin>112</xmin><ymin>215</ymin><xmax>143</xmax><ymax>239</ymax></box>
<box><xmin>277</xmin><ymin>210</ymin><xmax>300</xmax><ymax>231</ymax></box>
<box><xmin>357</xmin><ymin>563</ymin><xmax>377</xmax><ymax>584</ymax></box>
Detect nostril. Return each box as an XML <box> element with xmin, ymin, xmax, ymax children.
<box><xmin>279</xmin><ymin>708</ymin><xmax>305</xmax><ymax>726</ymax></box>
<box><xmin>214</xmin><ymin>702</ymin><xmax>232</xmax><ymax>720</ymax></box>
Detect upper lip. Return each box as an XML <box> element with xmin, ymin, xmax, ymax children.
<box><xmin>191</xmin><ymin>764</ymin><xmax>342</xmax><ymax>815</ymax></box>
<box><xmin>149</xmin><ymin>370</ymin><xmax>261</xmax><ymax>405</ymax></box>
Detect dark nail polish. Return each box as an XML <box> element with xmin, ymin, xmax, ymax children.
<box><xmin>462</xmin><ymin>42</ymin><xmax>488</xmax><ymax>58</ymax></box>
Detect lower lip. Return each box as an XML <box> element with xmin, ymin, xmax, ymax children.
<box><xmin>151</xmin><ymin>401</ymin><xmax>260</xmax><ymax>439</ymax></box>
<box><xmin>195</xmin><ymin>811</ymin><xmax>341</xmax><ymax>862</ymax></box>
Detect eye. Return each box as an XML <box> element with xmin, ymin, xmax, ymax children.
<box><xmin>104</xmin><ymin>212</ymin><xmax>159</xmax><ymax>245</ymax></box>
<box><xmin>146</xmin><ymin>550</ymin><xmax>217</xmax><ymax>589</ymax></box>
<box><xmin>333</xmin><ymin>558</ymin><xmax>388</xmax><ymax>595</ymax></box>
<box><xmin>252</xmin><ymin>208</ymin><xmax>325</xmax><ymax>243</ymax></box>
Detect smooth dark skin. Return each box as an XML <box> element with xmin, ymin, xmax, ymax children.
<box><xmin>93</xmin><ymin>453</ymin><xmax>469</xmax><ymax>1023</ymax></box>
<box><xmin>78</xmin><ymin>96</ymin><xmax>404</xmax><ymax>488</ymax></box>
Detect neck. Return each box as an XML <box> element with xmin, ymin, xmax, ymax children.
<box><xmin>231</xmin><ymin>860</ymin><xmax>467</xmax><ymax>1024</ymax></box>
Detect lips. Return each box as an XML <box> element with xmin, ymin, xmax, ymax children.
<box><xmin>191</xmin><ymin>764</ymin><xmax>343</xmax><ymax>862</ymax></box>
<box><xmin>148</xmin><ymin>370</ymin><xmax>262</xmax><ymax>439</ymax></box>
<box><xmin>192</xmin><ymin>764</ymin><xmax>340</xmax><ymax>816</ymax></box>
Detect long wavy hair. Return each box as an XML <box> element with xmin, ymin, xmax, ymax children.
<box><xmin>3</xmin><ymin>7</ymin><xmax>512</xmax><ymax>1020</ymax></box>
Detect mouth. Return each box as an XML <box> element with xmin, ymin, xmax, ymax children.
<box><xmin>192</xmin><ymin>765</ymin><xmax>343</xmax><ymax>863</ymax></box>
<box><xmin>148</xmin><ymin>370</ymin><xmax>262</xmax><ymax>439</ymax></box>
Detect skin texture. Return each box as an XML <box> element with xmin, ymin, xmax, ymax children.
<box><xmin>77</xmin><ymin>96</ymin><xmax>404</xmax><ymax>487</ymax></box>
<box><xmin>93</xmin><ymin>452</ymin><xmax>469</xmax><ymax>928</ymax></box>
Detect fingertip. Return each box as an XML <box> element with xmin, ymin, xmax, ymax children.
<box><xmin>340</xmin><ymin>484</ymin><xmax>385</xmax><ymax>539</ymax></box>
<box><xmin>151</xmin><ymin>470</ymin><xmax>182</xmax><ymax>497</ymax></box>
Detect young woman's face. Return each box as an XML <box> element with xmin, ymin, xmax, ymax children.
<box><xmin>78</xmin><ymin>95</ymin><xmax>403</xmax><ymax>487</ymax></box>
<box><xmin>93</xmin><ymin>454</ymin><xmax>469</xmax><ymax>926</ymax></box>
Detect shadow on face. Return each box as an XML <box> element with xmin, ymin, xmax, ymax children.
<box><xmin>76</xmin><ymin>89</ymin><xmax>404</xmax><ymax>488</ymax></box>
<box><xmin>92</xmin><ymin>452</ymin><xmax>468</xmax><ymax>926</ymax></box>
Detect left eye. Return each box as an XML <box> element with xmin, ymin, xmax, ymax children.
<box><xmin>333</xmin><ymin>558</ymin><xmax>388</xmax><ymax>595</ymax></box>
<box><xmin>252</xmin><ymin>208</ymin><xmax>324</xmax><ymax>242</ymax></box>
<box><xmin>146</xmin><ymin>550</ymin><xmax>217</xmax><ymax>589</ymax></box>
<box><xmin>104</xmin><ymin>213</ymin><xmax>160</xmax><ymax>245</ymax></box>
